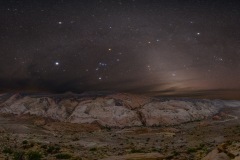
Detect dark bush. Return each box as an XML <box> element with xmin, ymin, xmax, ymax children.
<box><xmin>22</xmin><ymin>140</ymin><xmax>28</xmax><ymax>145</ymax></box>
<box><xmin>26</xmin><ymin>151</ymin><xmax>42</xmax><ymax>160</ymax></box>
<box><xmin>13</xmin><ymin>151</ymin><xmax>25</xmax><ymax>160</ymax></box>
<box><xmin>2</xmin><ymin>147</ymin><xmax>13</xmax><ymax>154</ymax></box>
<box><xmin>89</xmin><ymin>147</ymin><xmax>97</xmax><ymax>151</ymax></box>
<box><xmin>55</xmin><ymin>153</ymin><xmax>72</xmax><ymax>159</ymax></box>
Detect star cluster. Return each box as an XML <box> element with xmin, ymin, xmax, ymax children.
<box><xmin>0</xmin><ymin>0</ymin><xmax>240</xmax><ymax>98</ymax></box>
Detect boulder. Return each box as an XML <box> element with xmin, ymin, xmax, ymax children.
<box><xmin>202</xmin><ymin>141</ymin><xmax>240</xmax><ymax>160</ymax></box>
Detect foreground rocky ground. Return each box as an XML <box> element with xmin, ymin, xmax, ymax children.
<box><xmin>0</xmin><ymin>93</ymin><xmax>239</xmax><ymax>159</ymax></box>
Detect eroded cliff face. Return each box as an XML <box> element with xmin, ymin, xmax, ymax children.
<box><xmin>0</xmin><ymin>93</ymin><xmax>220</xmax><ymax>127</ymax></box>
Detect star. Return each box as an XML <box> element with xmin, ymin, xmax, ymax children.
<box><xmin>214</xmin><ymin>56</ymin><xmax>224</xmax><ymax>62</ymax></box>
<box><xmin>147</xmin><ymin>65</ymin><xmax>151</xmax><ymax>71</ymax></box>
<box><xmin>1</xmin><ymin>0</ymin><xmax>239</xmax><ymax>100</ymax></box>
<box><xmin>99</xmin><ymin>62</ymin><xmax>107</xmax><ymax>66</ymax></box>
<box><xmin>172</xmin><ymin>73</ymin><xmax>176</xmax><ymax>77</ymax></box>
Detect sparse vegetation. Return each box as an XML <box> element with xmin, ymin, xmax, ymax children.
<box><xmin>2</xmin><ymin>147</ymin><xmax>13</xmax><ymax>154</ymax></box>
<box><xmin>46</xmin><ymin>145</ymin><xmax>60</xmax><ymax>154</ymax></box>
<box><xmin>40</xmin><ymin>144</ymin><xmax>47</xmax><ymax>149</ymax></box>
<box><xmin>146</xmin><ymin>138</ymin><xmax>150</xmax><ymax>142</ymax></box>
<box><xmin>55</xmin><ymin>153</ymin><xmax>72</xmax><ymax>159</ymax></box>
<box><xmin>130</xmin><ymin>148</ymin><xmax>145</xmax><ymax>153</ymax></box>
<box><xmin>26</xmin><ymin>151</ymin><xmax>42</xmax><ymax>160</ymax></box>
<box><xmin>0</xmin><ymin>98</ymin><xmax>239</xmax><ymax>160</ymax></box>
<box><xmin>172</xmin><ymin>150</ymin><xmax>180</xmax><ymax>156</ymax></box>
<box><xmin>187</xmin><ymin>147</ymin><xmax>197</xmax><ymax>153</ymax></box>
<box><xmin>105</xmin><ymin>126</ymin><xmax>111</xmax><ymax>131</ymax></box>
<box><xmin>89</xmin><ymin>147</ymin><xmax>97</xmax><ymax>151</ymax></box>
<box><xmin>13</xmin><ymin>151</ymin><xmax>25</xmax><ymax>160</ymax></box>
<box><xmin>22</xmin><ymin>140</ymin><xmax>28</xmax><ymax>145</ymax></box>
<box><xmin>151</xmin><ymin>148</ymin><xmax>161</xmax><ymax>152</ymax></box>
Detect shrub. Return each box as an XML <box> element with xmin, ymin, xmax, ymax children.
<box><xmin>105</xmin><ymin>126</ymin><xmax>111</xmax><ymax>131</ymax></box>
<box><xmin>72</xmin><ymin>157</ymin><xmax>82</xmax><ymax>160</ymax></box>
<box><xmin>13</xmin><ymin>151</ymin><xmax>25</xmax><ymax>160</ymax></box>
<box><xmin>130</xmin><ymin>149</ymin><xmax>145</xmax><ymax>153</ymax></box>
<box><xmin>89</xmin><ymin>147</ymin><xmax>97</xmax><ymax>151</ymax></box>
<box><xmin>27</xmin><ymin>151</ymin><xmax>42</xmax><ymax>160</ymax></box>
<box><xmin>151</xmin><ymin>148</ymin><xmax>161</xmax><ymax>152</ymax></box>
<box><xmin>29</xmin><ymin>143</ymin><xmax>34</xmax><ymax>148</ymax></box>
<box><xmin>40</xmin><ymin>145</ymin><xmax>47</xmax><ymax>149</ymax></box>
<box><xmin>47</xmin><ymin>145</ymin><xmax>60</xmax><ymax>154</ymax></box>
<box><xmin>187</xmin><ymin>148</ymin><xmax>197</xmax><ymax>153</ymax></box>
<box><xmin>172</xmin><ymin>151</ymin><xmax>180</xmax><ymax>156</ymax></box>
<box><xmin>2</xmin><ymin>147</ymin><xmax>13</xmax><ymax>154</ymax></box>
<box><xmin>22</xmin><ymin>140</ymin><xmax>28</xmax><ymax>145</ymax></box>
<box><xmin>47</xmin><ymin>146</ymin><xmax>55</xmax><ymax>153</ymax></box>
<box><xmin>55</xmin><ymin>153</ymin><xmax>72</xmax><ymax>159</ymax></box>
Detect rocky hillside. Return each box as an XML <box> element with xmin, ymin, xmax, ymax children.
<box><xmin>203</xmin><ymin>141</ymin><xmax>240</xmax><ymax>160</ymax></box>
<box><xmin>0</xmin><ymin>93</ymin><xmax>220</xmax><ymax>127</ymax></box>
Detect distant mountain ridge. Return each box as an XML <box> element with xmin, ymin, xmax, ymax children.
<box><xmin>0</xmin><ymin>92</ymin><xmax>236</xmax><ymax>128</ymax></box>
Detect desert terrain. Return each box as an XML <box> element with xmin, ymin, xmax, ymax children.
<box><xmin>0</xmin><ymin>93</ymin><xmax>239</xmax><ymax>160</ymax></box>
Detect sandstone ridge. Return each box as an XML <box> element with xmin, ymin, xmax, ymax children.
<box><xmin>0</xmin><ymin>93</ymin><xmax>220</xmax><ymax>127</ymax></box>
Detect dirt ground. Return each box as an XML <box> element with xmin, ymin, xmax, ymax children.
<box><xmin>0</xmin><ymin>106</ymin><xmax>239</xmax><ymax>160</ymax></box>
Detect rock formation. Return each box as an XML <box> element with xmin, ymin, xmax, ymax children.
<box><xmin>0</xmin><ymin>93</ymin><xmax>220</xmax><ymax>127</ymax></box>
<box><xmin>202</xmin><ymin>141</ymin><xmax>240</xmax><ymax>160</ymax></box>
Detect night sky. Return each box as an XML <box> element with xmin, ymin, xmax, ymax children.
<box><xmin>1</xmin><ymin>0</ymin><xmax>240</xmax><ymax>99</ymax></box>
